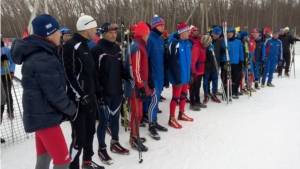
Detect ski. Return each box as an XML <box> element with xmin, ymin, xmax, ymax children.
<box><xmin>210</xmin><ymin>44</ymin><xmax>227</xmax><ymax>102</ymax></box>
<box><xmin>120</xmin><ymin>18</ymin><xmax>130</xmax><ymax>132</ymax></box>
<box><xmin>222</xmin><ymin>22</ymin><xmax>233</xmax><ymax>104</ymax></box>
<box><xmin>243</xmin><ymin>39</ymin><xmax>252</xmax><ymax>98</ymax></box>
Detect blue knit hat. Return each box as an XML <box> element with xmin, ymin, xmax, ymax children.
<box><xmin>211</xmin><ymin>26</ymin><xmax>222</xmax><ymax>35</ymax></box>
<box><xmin>151</xmin><ymin>15</ymin><xmax>165</xmax><ymax>29</ymax></box>
<box><xmin>60</xmin><ymin>27</ymin><xmax>71</xmax><ymax>36</ymax></box>
<box><xmin>240</xmin><ymin>31</ymin><xmax>249</xmax><ymax>39</ymax></box>
<box><xmin>32</xmin><ymin>14</ymin><xmax>60</xmax><ymax>37</ymax></box>
<box><xmin>100</xmin><ymin>22</ymin><xmax>118</xmax><ymax>35</ymax></box>
<box><xmin>227</xmin><ymin>27</ymin><xmax>235</xmax><ymax>33</ymax></box>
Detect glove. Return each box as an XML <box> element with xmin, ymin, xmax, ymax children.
<box><xmin>148</xmin><ymin>80</ymin><xmax>155</xmax><ymax>90</ymax></box>
<box><xmin>79</xmin><ymin>95</ymin><xmax>91</xmax><ymax>106</ymax></box>
<box><xmin>62</xmin><ymin>114</ymin><xmax>71</xmax><ymax>122</ymax></box>
<box><xmin>10</xmin><ymin>72</ymin><xmax>14</xmax><ymax>79</ymax></box>
<box><xmin>138</xmin><ymin>87</ymin><xmax>147</xmax><ymax>101</ymax></box>
<box><xmin>175</xmin><ymin>83</ymin><xmax>182</xmax><ymax>88</ymax></box>
<box><xmin>128</xmin><ymin>78</ymin><xmax>135</xmax><ymax>87</ymax></box>
<box><xmin>189</xmin><ymin>76</ymin><xmax>194</xmax><ymax>84</ymax></box>
<box><xmin>95</xmin><ymin>91</ymin><xmax>107</xmax><ymax>106</ymax></box>
<box><xmin>222</xmin><ymin>44</ymin><xmax>230</xmax><ymax>51</ymax></box>
<box><xmin>1</xmin><ymin>54</ymin><xmax>8</xmax><ymax>62</ymax></box>
<box><xmin>208</xmin><ymin>45</ymin><xmax>215</xmax><ymax>51</ymax></box>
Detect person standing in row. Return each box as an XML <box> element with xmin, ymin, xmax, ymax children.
<box><xmin>168</xmin><ymin>22</ymin><xmax>194</xmax><ymax>129</ymax></box>
<box><xmin>63</xmin><ymin>13</ymin><xmax>104</xmax><ymax>169</ymax></box>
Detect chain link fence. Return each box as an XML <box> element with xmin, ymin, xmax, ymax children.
<box><xmin>1</xmin><ymin>77</ymin><xmax>34</xmax><ymax>149</ymax></box>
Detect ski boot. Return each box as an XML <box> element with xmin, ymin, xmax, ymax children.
<box><xmin>110</xmin><ymin>139</ymin><xmax>130</xmax><ymax>155</ymax></box>
<box><xmin>129</xmin><ymin>135</ymin><xmax>148</xmax><ymax>152</ymax></box>
<box><xmin>196</xmin><ymin>102</ymin><xmax>207</xmax><ymax>108</ymax></box>
<box><xmin>267</xmin><ymin>82</ymin><xmax>275</xmax><ymax>87</ymax></box>
<box><xmin>178</xmin><ymin>111</ymin><xmax>194</xmax><ymax>122</ymax></box>
<box><xmin>203</xmin><ymin>93</ymin><xmax>209</xmax><ymax>104</ymax></box>
<box><xmin>98</xmin><ymin>145</ymin><xmax>114</xmax><ymax>165</ymax></box>
<box><xmin>168</xmin><ymin>116</ymin><xmax>182</xmax><ymax>129</ymax></box>
<box><xmin>149</xmin><ymin>123</ymin><xmax>160</xmax><ymax>140</ymax></box>
<box><xmin>82</xmin><ymin>161</ymin><xmax>104</xmax><ymax>169</ymax></box>
<box><xmin>211</xmin><ymin>93</ymin><xmax>221</xmax><ymax>103</ymax></box>
<box><xmin>154</xmin><ymin>118</ymin><xmax>168</xmax><ymax>132</ymax></box>
<box><xmin>189</xmin><ymin>104</ymin><xmax>200</xmax><ymax>111</ymax></box>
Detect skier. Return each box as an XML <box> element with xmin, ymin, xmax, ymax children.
<box><xmin>141</xmin><ymin>15</ymin><xmax>168</xmax><ymax>140</ymax></box>
<box><xmin>0</xmin><ymin>33</ymin><xmax>15</xmax><ymax>120</ymax></box>
<box><xmin>278</xmin><ymin>27</ymin><xmax>295</xmax><ymax>77</ymax></box>
<box><xmin>202</xmin><ymin>34</ymin><xmax>222</xmax><ymax>104</ymax></box>
<box><xmin>11</xmin><ymin>14</ymin><xmax>78</xmax><ymax>169</ymax></box>
<box><xmin>208</xmin><ymin>26</ymin><xmax>225</xmax><ymax>97</ymax></box>
<box><xmin>160</xmin><ymin>30</ymin><xmax>169</xmax><ymax>103</ymax></box>
<box><xmin>261</xmin><ymin>29</ymin><xmax>282</xmax><ymax>87</ymax></box>
<box><xmin>168</xmin><ymin>22</ymin><xmax>193</xmax><ymax>129</ymax></box>
<box><xmin>254</xmin><ymin>32</ymin><xmax>264</xmax><ymax>89</ymax></box>
<box><xmin>63</xmin><ymin>13</ymin><xmax>104</xmax><ymax>169</ymax></box>
<box><xmin>221</xmin><ymin>27</ymin><xmax>244</xmax><ymax>99</ymax></box>
<box><xmin>124</xmin><ymin>21</ymin><xmax>151</xmax><ymax>151</ymax></box>
<box><xmin>90</xmin><ymin>22</ymin><xmax>135</xmax><ymax>165</ymax></box>
<box><xmin>189</xmin><ymin>25</ymin><xmax>200</xmax><ymax>46</ymax></box>
<box><xmin>190</xmin><ymin>35</ymin><xmax>207</xmax><ymax>110</ymax></box>
<box><xmin>60</xmin><ymin>27</ymin><xmax>71</xmax><ymax>43</ymax></box>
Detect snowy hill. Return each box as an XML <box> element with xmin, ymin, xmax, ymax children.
<box><xmin>2</xmin><ymin>43</ymin><xmax>300</xmax><ymax>169</ymax></box>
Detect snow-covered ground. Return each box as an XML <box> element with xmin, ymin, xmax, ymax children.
<box><xmin>1</xmin><ymin>44</ymin><xmax>300</xmax><ymax>169</ymax></box>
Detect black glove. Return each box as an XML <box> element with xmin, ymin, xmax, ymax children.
<box><xmin>62</xmin><ymin>114</ymin><xmax>71</xmax><ymax>122</ymax></box>
<box><xmin>79</xmin><ymin>95</ymin><xmax>94</xmax><ymax>113</ymax></box>
<box><xmin>138</xmin><ymin>87</ymin><xmax>147</xmax><ymax>101</ymax></box>
<box><xmin>148</xmin><ymin>80</ymin><xmax>155</xmax><ymax>90</ymax></box>
<box><xmin>95</xmin><ymin>91</ymin><xmax>107</xmax><ymax>106</ymax></box>
<box><xmin>79</xmin><ymin>95</ymin><xmax>91</xmax><ymax>105</ymax></box>
<box><xmin>1</xmin><ymin>54</ymin><xmax>8</xmax><ymax>62</ymax></box>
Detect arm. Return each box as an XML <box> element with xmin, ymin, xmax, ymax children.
<box><xmin>33</xmin><ymin>57</ymin><xmax>76</xmax><ymax>116</ymax></box>
<box><xmin>239</xmin><ymin>41</ymin><xmax>244</xmax><ymax>62</ymax></box>
<box><xmin>262</xmin><ymin>40</ymin><xmax>268</xmax><ymax>61</ymax></box>
<box><xmin>168</xmin><ymin>42</ymin><xmax>181</xmax><ymax>84</ymax></box>
<box><xmin>132</xmin><ymin>50</ymin><xmax>144</xmax><ymax>89</ymax></box>
<box><xmin>279</xmin><ymin>40</ymin><xmax>283</xmax><ymax>60</ymax></box>
<box><xmin>191</xmin><ymin>47</ymin><xmax>199</xmax><ymax>75</ymax></box>
<box><xmin>63</xmin><ymin>43</ymin><xmax>85</xmax><ymax>99</ymax></box>
<box><xmin>6</xmin><ymin>47</ymin><xmax>15</xmax><ymax>73</ymax></box>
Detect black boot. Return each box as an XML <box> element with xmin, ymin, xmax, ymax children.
<box><xmin>149</xmin><ymin>123</ymin><xmax>160</xmax><ymax>140</ymax></box>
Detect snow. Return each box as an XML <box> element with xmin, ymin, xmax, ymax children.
<box><xmin>1</xmin><ymin>44</ymin><xmax>300</xmax><ymax>169</ymax></box>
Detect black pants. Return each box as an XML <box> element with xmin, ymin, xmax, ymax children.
<box><xmin>278</xmin><ymin>52</ymin><xmax>291</xmax><ymax>74</ymax></box>
<box><xmin>221</xmin><ymin>64</ymin><xmax>240</xmax><ymax>95</ymax></box>
<box><xmin>1</xmin><ymin>75</ymin><xmax>13</xmax><ymax>121</ymax></box>
<box><xmin>190</xmin><ymin>75</ymin><xmax>202</xmax><ymax>106</ymax></box>
<box><xmin>69</xmin><ymin>99</ymin><xmax>96</xmax><ymax>169</ymax></box>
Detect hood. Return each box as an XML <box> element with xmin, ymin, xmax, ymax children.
<box><xmin>11</xmin><ymin>35</ymin><xmax>57</xmax><ymax>65</ymax></box>
<box><xmin>168</xmin><ymin>32</ymin><xmax>181</xmax><ymax>45</ymax></box>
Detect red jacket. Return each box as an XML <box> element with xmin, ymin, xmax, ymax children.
<box><xmin>191</xmin><ymin>40</ymin><xmax>206</xmax><ymax>76</ymax></box>
<box><xmin>131</xmin><ymin>36</ymin><xmax>150</xmax><ymax>94</ymax></box>
<box><xmin>249</xmin><ymin>36</ymin><xmax>256</xmax><ymax>62</ymax></box>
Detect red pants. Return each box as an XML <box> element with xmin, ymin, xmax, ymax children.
<box><xmin>170</xmin><ymin>84</ymin><xmax>188</xmax><ymax>116</ymax></box>
<box><xmin>129</xmin><ymin>98</ymin><xmax>142</xmax><ymax>136</ymax></box>
<box><xmin>35</xmin><ymin>125</ymin><xmax>70</xmax><ymax>165</ymax></box>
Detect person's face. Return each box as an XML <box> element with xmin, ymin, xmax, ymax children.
<box><xmin>180</xmin><ymin>30</ymin><xmax>190</xmax><ymax>40</ymax></box>
<box><xmin>103</xmin><ymin>30</ymin><xmax>117</xmax><ymax>42</ymax></box>
<box><xmin>280</xmin><ymin>30</ymin><xmax>285</xmax><ymax>35</ymax></box>
<box><xmin>285</xmin><ymin>30</ymin><xmax>289</xmax><ymax>34</ymax></box>
<box><xmin>47</xmin><ymin>30</ymin><xmax>61</xmax><ymax>46</ymax></box>
<box><xmin>211</xmin><ymin>34</ymin><xmax>220</xmax><ymax>40</ymax></box>
<box><xmin>267</xmin><ymin>31</ymin><xmax>271</xmax><ymax>36</ymax></box>
<box><xmin>227</xmin><ymin>32</ymin><xmax>234</xmax><ymax>38</ymax></box>
<box><xmin>252</xmin><ymin>33</ymin><xmax>259</xmax><ymax>39</ymax></box>
<box><xmin>62</xmin><ymin>34</ymin><xmax>71</xmax><ymax>42</ymax></box>
<box><xmin>156</xmin><ymin>25</ymin><xmax>165</xmax><ymax>33</ymax></box>
<box><xmin>273</xmin><ymin>33</ymin><xmax>279</xmax><ymax>39</ymax></box>
<box><xmin>192</xmin><ymin>30</ymin><xmax>199</xmax><ymax>37</ymax></box>
<box><xmin>87</xmin><ymin>27</ymin><xmax>97</xmax><ymax>40</ymax></box>
<box><xmin>142</xmin><ymin>34</ymin><xmax>149</xmax><ymax>42</ymax></box>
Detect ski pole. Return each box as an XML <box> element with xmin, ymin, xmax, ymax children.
<box><xmin>127</xmin><ymin>32</ymin><xmax>143</xmax><ymax>164</ymax></box>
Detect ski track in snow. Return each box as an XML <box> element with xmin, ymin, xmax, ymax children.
<box><xmin>1</xmin><ymin>44</ymin><xmax>300</xmax><ymax>169</ymax></box>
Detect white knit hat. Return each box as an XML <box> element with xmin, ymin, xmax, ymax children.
<box><xmin>76</xmin><ymin>13</ymin><xmax>97</xmax><ymax>31</ymax></box>
<box><xmin>284</xmin><ymin>27</ymin><xmax>289</xmax><ymax>31</ymax></box>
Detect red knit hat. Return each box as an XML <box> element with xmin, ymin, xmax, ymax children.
<box><xmin>130</xmin><ymin>24</ymin><xmax>137</xmax><ymax>35</ymax></box>
<box><xmin>190</xmin><ymin>26</ymin><xmax>198</xmax><ymax>34</ymax></box>
<box><xmin>163</xmin><ymin>30</ymin><xmax>168</xmax><ymax>38</ymax></box>
<box><xmin>251</xmin><ymin>29</ymin><xmax>259</xmax><ymax>34</ymax></box>
<box><xmin>135</xmin><ymin>22</ymin><xmax>150</xmax><ymax>36</ymax></box>
<box><xmin>177</xmin><ymin>22</ymin><xmax>190</xmax><ymax>34</ymax></box>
